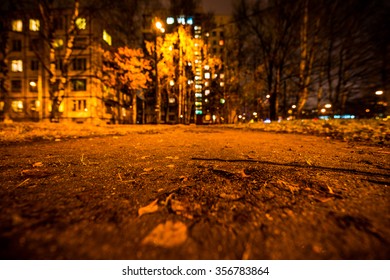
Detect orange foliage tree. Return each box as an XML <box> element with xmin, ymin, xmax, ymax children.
<box><xmin>103</xmin><ymin>47</ymin><xmax>151</xmax><ymax>124</ymax></box>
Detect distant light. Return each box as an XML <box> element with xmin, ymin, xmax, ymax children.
<box><xmin>266</xmin><ymin>95</ymin><xmax>270</xmax><ymax>99</ymax></box>
<box><xmin>167</xmin><ymin>17</ymin><xmax>174</xmax><ymax>25</ymax></box>
<box><xmin>376</xmin><ymin>90</ymin><xmax>384</xmax><ymax>95</ymax></box>
<box><xmin>292</xmin><ymin>105</ymin><xmax>296</xmax><ymax>109</ymax></box>
<box><xmin>212</xmin><ymin>115</ymin><xmax>217</xmax><ymax>121</ymax></box>
<box><xmin>205</xmin><ymin>90</ymin><xmax>210</xmax><ymax>96</ymax></box>
<box><xmin>325</xmin><ymin>104</ymin><xmax>332</xmax><ymax>109</ymax></box>
<box><xmin>365</xmin><ymin>109</ymin><xmax>370</xmax><ymax>113</ymax></box>
<box><xmin>186</xmin><ymin>17</ymin><xmax>193</xmax><ymax>25</ymax></box>
<box><xmin>321</xmin><ymin>108</ymin><xmax>326</xmax><ymax>113</ymax></box>
<box><xmin>238</xmin><ymin>115</ymin><xmax>242</xmax><ymax>119</ymax></box>
<box><xmin>169</xmin><ymin>98</ymin><xmax>175</xmax><ymax>104</ymax></box>
<box><xmin>204</xmin><ymin>72</ymin><xmax>210</xmax><ymax>79</ymax></box>
<box><xmin>204</xmin><ymin>65</ymin><xmax>210</xmax><ymax>70</ymax></box>
<box><xmin>220</xmin><ymin>82</ymin><xmax>224</xmax><ymax>87</ymax></box>
<box><xmin>29</xmin><ymin>81</ymin><xmax>37</xmax><ymax>87</ymax></box>
<box><xmin>253</xmin><ymin>112</ymin><xmax>258</xmax><ymax>116</ymax></box>
<box><xmin>220</xmin><ymin>98</ymin><xmax>225</xmax><ymax>104</ymax></box>
<box><xmin>264</xmin><ymin>119</ymin><xmax>271</xmax><ymax>124</ymax></box>
<box><xmin>169</xmin><ymin>80</ymin><xmax>175</xmax><ymax>86</ymax></box>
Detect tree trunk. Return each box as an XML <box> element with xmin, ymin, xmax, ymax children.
<box><xmin>132</xmin><ymin>93</ymin><xmax>137</xmax><ymax>124</ymax></box>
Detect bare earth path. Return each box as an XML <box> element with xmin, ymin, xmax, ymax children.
<box><xmin>0</xmin><ymin>126</ymin><xmax>389</xmax><ymax>259</ymax></box>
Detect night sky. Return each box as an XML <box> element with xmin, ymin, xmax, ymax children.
<box><xmin>202</xmin><ymin>0</ymin><xmax>233</xmax><ymax>15</ymax></box>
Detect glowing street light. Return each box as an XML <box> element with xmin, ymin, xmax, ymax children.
<box><xmin>375</xmin><ymin>90</ymin><xmax>383</xmax><ymax>96</ymax></box>
<box><xmin>325</xmin><ymin>104</ymin><xmax>332</xmax><ymax>109</ymax></box>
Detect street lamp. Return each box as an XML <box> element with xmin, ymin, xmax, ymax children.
<box><xmin>154</xmin><ymin>19</ymin><xmax>165</xmax><ymax>124</ymax></box>
<box><xmin>375</xmin><ymin>90</ymin><xmax>384</xmax><ymax>96</ymax></box>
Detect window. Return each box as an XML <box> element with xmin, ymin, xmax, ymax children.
<box><xmin>29</xmin><ymin>38</ymin><xmax>40</xmax><ymax>51</ymax></box>
<box><xmin>55</xmin><ymin>59</ymin><xmax>63</xmax><ymax>71</ymax></box>
<box><xmin>103</xmin><ymin>30</ymin><xmax>112</xmax><ymax>46</ymax></box>
<box><xmin>12</xmin><ymin>101</ymin><xmax>24</xmax><ymax>112</ymax></box>
<box><xmin>71</xmin><ymin>79</ymin><xmax>86</xmax><ymax>91</ymax></box>
<box><xmin>76</xmin><ymin>18</ymin><xmax>87</xmax><ymax>30</ymax></box>
<box><xmin>12</xmin><ymin>40</ymin><xmax>22</xmax><ymax>51</ymax></box>
<box><xmin>0</xmin><ymin>101</ymin><xmax>4</xmax><ymax>111</ymax></box>
<box><xmin>72</xmin><ymin>58</ymin><xmax>86</xmax><ymax>71</ymax></box>
<box><xmin>72</xmin><ymin>99</ymin><xmax>87</xmax><ymax>112</ymax></box>
<box><xmin>12</xmin><ymin>20</ymin><xmax>23</xmax><ymax>32</ymax></box>
<box><xmin>29</xmin><ymin>19</ymin><xmax>40</xmax><ymax>31</ymax></box>
<box><xmin>30</xmin><ymin>100</ymin><xmax>40</xmax><ymax>111</ymax></box>
<box><xmin>29</xmin><ymin>80</ymin><xmax>38</xmax><ymax>92</ymax></box>
<box><xmin>53</xmin><ymin>39</ymin><xmax>64</xmax><ymax>49</ymax></box>
<box><xmin>53</xmin><ymin>17</ymin><xmax>64</xmax><ymax>30</ymax></box>
<box><xmin>73</xmin><ymin>37</ymin><xmax>87</xmax><ymax>49</ymax></box>
<box><xmin>31</xmin><ymin>60</ymin><xmax>39</xmax><ymax>71</ymax></box>
<box><xmin>11</xmin><ymin>80</ymin><xmax>22</xmax><ymax>92</ymax></box>
<box><xmin>11</xmin><ymin>60</ymin><xmax>23</xmax><ymax>72</ymax></box>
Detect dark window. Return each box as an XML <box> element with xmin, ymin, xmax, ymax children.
<box><xmin>31</xmin><ymin>60</ymin><xmax>39</xmax><ymax>71</ymax></box>
<box><xmin>11</xmin><ymin>80</ymin><xmax>22</xmax><ymax>92</ymax></box>
<box><xmin>72</xmin><ymin>99</ymin><xmax>87</xmax><ymax>111</ymax></box>
<box><xmin>12</xmin><ymin>40</ymin><xmax>22</xmax><ymax>51</ymax></box>
<box><xmin>72</xmin><ymin>58</ymin><xmax>87</xmax><ymax>71</ymax></box>
<box><xmin>73</xmin><ymin>37</ymin><xmax>87</xmax><ymax>49</ymax></box>
<box><xmin>71</xmin><ymin>79</ymin><xmax>86</xmax><ymax>91</ymax></box>
<box><xmin>55</xmin><ymin>59</ymin><xmax>63</xmax><ymax>71</ymax></box>
<box><xmin>29</xmin><ymin>38</ymin><xmax>40</xmax><ymax>51</ymax></box>
<box><xmin>53</xmin><ymin>16</ymin><xmax>64</xmax><ymax>30</ymax></box>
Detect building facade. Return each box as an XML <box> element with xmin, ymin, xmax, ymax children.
<box><xmin>0</xmin><ymin>6</ymin><xmax>122</xmax><ymax>123</ymax></box>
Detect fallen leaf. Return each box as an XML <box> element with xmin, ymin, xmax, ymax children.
<box><xmin>21</xmin><ymin>169</ymin><xmax>51</xmax><ymax>178</ymax></box>
<box><xmin>141</xmin><ymin>220</ymin><xmax>188</xmax><ymax>248</ymax></box>
<box><xmin>143</xmin><ymin>167</ymin><xmax>154</xmax><ymax>172</ymax></box>
<box><xmin>167</xmin><ymin>164</ymin><xmax>175</xmax><ymax>168</ymax></box>
<box><xmin>327</xmin><ymin>185</ymin><xmax>334</xmax><ymax>194</ymax></box>
<box><xmin>219</xmin><ymin>193</ymin><xmax>243</xmax><ymax>200</ymax></box>
<box><xmin>32</xmin><ymin>162</ymin><xmax>44</xmax><ymax>168</ymax></box>
<box><xmin>138</xmin><ymin>199</ymin><xmax>159</xmax><ymax>217</ymax></box>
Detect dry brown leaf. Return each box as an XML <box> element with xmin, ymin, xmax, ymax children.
<box><xmin>167</xmin><ymin>164</ymin><xmax>175</xmax><ymax>168</ymax></box>
<box><xmin>141</xmin><ymin>220</ymin><xmax>187</xmax><ymax>248</ymax></box>
<box><xmin>138</xmin><ymin>199</ymin><xmax>159</xmax><ymax>217</ymax></box>
<box><xmin>32</xmin><ymin>162</ymin><xmax>44</xmax><ymax>168</ymax></box>
<box><xmin>143</xmin><ymin>167</ymin><xmax>154</xmax><ymax>172</ymax></box>
<box><xmin>219</xmin><ymin>193</ymin><xmax>243</xmax><ymax>200</ymax></box>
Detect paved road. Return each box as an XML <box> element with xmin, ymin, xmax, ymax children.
<box><xmin>0</xmin><ymin>126</ymin><xmax>389</xmax><ymax>259</ymax></box>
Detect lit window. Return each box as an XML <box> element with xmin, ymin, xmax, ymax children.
<box><xmin>167</xmin><ymin>17</ymin><xmax>174</xmax><ymax>25</ymax></box>
<box><xmin>29</xmin><ymin>19</ymin><xmax>40</xmax><ymax>31</ymax></box>
<box><xmin>29</xmin><ymin>80</ymin><xmax>38</xmax><ymax>92</ymax></box>
<box><xmin>12</xmin><ymin>20</ymin><xmax>23</xmax><ymax>32</ymax></box>
<box><xmin>186</xmin><ymin>17</ymin><xmax>193</xmax><ymax>25</ymax></box>
<box><xmin>12</xmin><ymin>101</ymin><xmax>24</xmax><ymax>112</ymax></box>
<box><xmin>76</xmin><ymin>18</ymin><xmax>87</xmax><ymax>30</ymax></box>
<box><xmin>204</xmin><ymin>72</ymin><xmax>210</xmax><ymax>79</ymax></box>
<box><xmin>30</xmin><ymin>100</ymin><xmax>40</xmax><ymax>111</ymax></box>
<box><xmin>103</xmin><ymin>30</ymin><xmax>112</xmax><ymax>46</ymax></box>
<box><xmin>0</xmin><ymin>101</ymin><xmax>4</xmax><ymax>111</ymax></box>
<box><xmin>177</xmin><ymin>16</ymin><xmax>185</xmax><ymax>25</ymax></box>
<box><xmin>71</xmin><ymin>79</ymin><xmax>87</xmax><ymax>91</ymax></box>
<box><xmin>53</xmin><ymin>39</ymin><xmax>64</xmax><ymax>49</ymax></box>
<box><xmin>219</xmin><ymin>40</ymin><xmax>224</xmax><ymax>46</ymax></box>
<box><xmin>205</xmin><ymin>90</ymin><xmax>210</xmax><ymax>96</ymax></box>
<box><xmin>11</xmin><ymin>60</ymin><xmax>23</xmax><ymax>72</ymax></box>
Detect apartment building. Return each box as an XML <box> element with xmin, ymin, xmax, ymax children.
<box><xmin>0</xmin><ymin>6</ymin><xmax>122</xmax><ymax>123</ymax></box>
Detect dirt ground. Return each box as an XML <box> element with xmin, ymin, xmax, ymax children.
<box><xmin>0</xmin><ymin>126</ymin><xmax>389</xmax><ymax>260</ymax></box>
